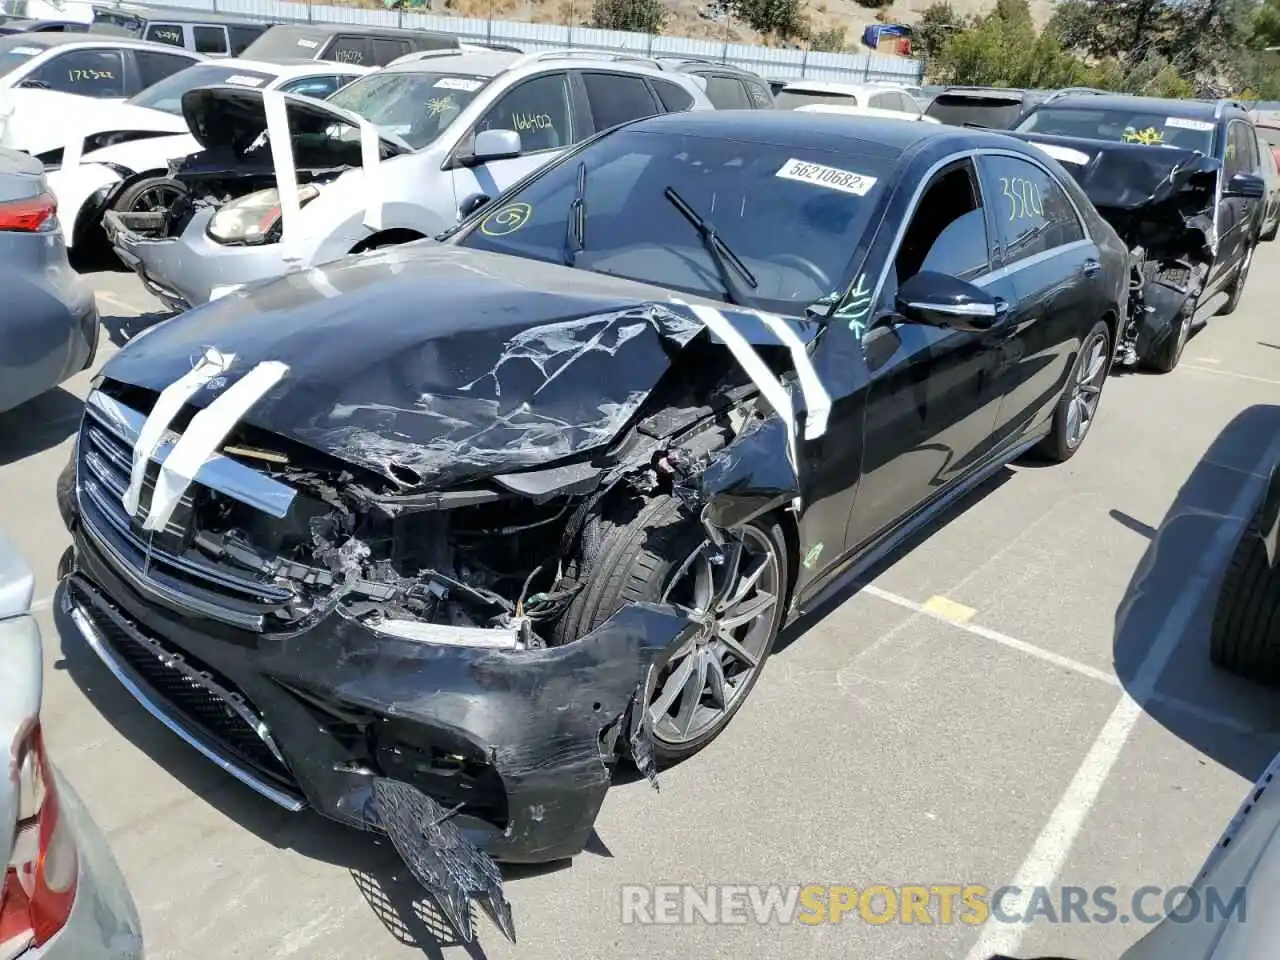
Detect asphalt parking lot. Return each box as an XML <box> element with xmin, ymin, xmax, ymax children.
<box><xmin>3</xmin><ymin>252</ymin><xmax>1280</xmax><ymax>960</ymax></box>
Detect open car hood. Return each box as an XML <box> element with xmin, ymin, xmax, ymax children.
<box><xmin>1015</xmin><ymin>131</ymin><xmax>1218</xmax><ymax>260</ymax></box>
<box><xmin>100</xmin><ymin>243</ymin><xmax>819</xmax><ymax>490</ymax></box>
<box><xmin>179</xmin><ymin>85</ymin><xmax>414</xmax><ymax>158</ymax></box>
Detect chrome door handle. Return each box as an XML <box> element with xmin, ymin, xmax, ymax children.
<box><xmin>1082</xmin><ymin>259</ymin><xmax>1101</xmax><ymax>278</ymax></box>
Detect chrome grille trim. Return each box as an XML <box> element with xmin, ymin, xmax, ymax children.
<box><xmin>86</xmin><ymin>390</ymin><xmax>297</xmax><ymax>519</ymax></box>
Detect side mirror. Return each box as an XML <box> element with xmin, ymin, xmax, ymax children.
<box><xmin>895</xmin><ymin>270</ymin><xmax>1008</xmax><ymax>332</ymax></box>
<box><xmin>1225</xmin><ymin>172</ymin><xmax>1266</xmax><ymax>200</ymax></box>
<box><xmin>458</xmin><ymin>192</ymin><xmax>491</xmax><ymax>218</ymax></box>
<box><xmin>466</xmin><ymin>128</ymin><xmax>521</xmax><ymax>165</ymax></box>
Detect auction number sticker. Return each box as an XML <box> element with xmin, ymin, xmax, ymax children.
<box><xmin>776</xmin><ymin>158</ymin><xmax>877</xmax><ymax>197</ymax></box>
<box><xmin>480</xmin><ymin>201</ymin><xmax>532</xmax><ymax>237</ymax></box>
<box><xmin>9</xmin><ymin>46</ymin><xmax>40</xmax><ymax>56</ymax></box>
<box><xmin>295</xmin><ymin>38</ymin><xmax>319</xmax><ymax>48</ymax></box>
<box><xmin>224</xmin><ymin>74</ymin><xmax>266</xmax><ymax>87</ymax></box>
<box><xmin>1165</xmin><ymin>116</ymin><xmax>1215</xmax><ymax>132</ymax></box>
<box><xmin>435</xmin><ymin>77</ymin><xmax>483</xmax><ymax>92</ymax></box>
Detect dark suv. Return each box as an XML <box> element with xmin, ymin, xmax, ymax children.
<box><xmin>924</xmin><ymin>86</ymin><xmax>1050</xmax><ymax>129</ymax></box>
<box><xmin>1015</xmin><ymin>94</ymin><xmax>1265</xmax><ymax>322</ymax></box>
<box><xmin>239</xmin><ymin>23</ymin><xmax>458</xmax><ymax>67</ymax></box>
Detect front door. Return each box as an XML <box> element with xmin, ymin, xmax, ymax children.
<box><xmin>976</xmin><ymin>152</ymin><xmax>1099</xmax><ymax>447</ymax></box>
<box><xmin>449</xmin><ymin>72</ymin><xmax>576</xmax><ymax>211</ymax></box>
<box><xmin>1208</xmin><ymin>119</ymin><xmax>1261</xmax><ymax>297</ymax></box>
<box><xmin>843</xmin><ymin>157</ymin><xmax>1011</xmax><ymax>550</ymax></box>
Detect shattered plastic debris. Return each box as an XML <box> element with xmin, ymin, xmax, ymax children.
<box><xmin>373</xmin><ymin>778</ymin><xmax>515</xmax><ymax>944</ymax></box>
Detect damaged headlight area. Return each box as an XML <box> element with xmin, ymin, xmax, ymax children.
<box><xmin>207</xmin><ymin>184</ymin><xmax>320</xmax><ymax>246</ymax></box>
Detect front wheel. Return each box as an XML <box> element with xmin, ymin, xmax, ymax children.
<box><xmin>1036</xmin><ymin>320</ymin><xmax>1111</xmax><ymax>463</ymax></box>
<box><xmin>1209</xmin><ymin>514</ymin><xmax>1280</xmax><ymax>685</ymax></box>
<box><xmin>554</xmin><ymin>496</ymin><xmax>789</xmax><ymax>764</ymax></box>
<box><xmin>111</xmin><ymin>175</ymin><xmax>187</xmax><ymax>235</ymax></box>
<box><xmin>1217</xmin><ymin>243</ymin><xmax>1255</xmax><ymax>317</ymax></box>
<box><xmin>1143</xmin><ymin>300</ymin><xmax>1193</xmax><ymax>373</ymax></box>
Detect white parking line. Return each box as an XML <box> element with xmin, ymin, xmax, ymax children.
<box><xmin>1183</xmin><ymin>363</ymin><xmax>1280</xmax><ymax>387</ymax></box>
<box><xmin>964</xmin><ymin>428</ymin><xmax>1280</xmax><ymax>960</ymax></box>
<box><xmin>95</xmin><ymin>291</ymin><xmax>147</xmax><ymax>314</ymax></box>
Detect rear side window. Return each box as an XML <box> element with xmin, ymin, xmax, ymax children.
<box><xmin>744</xmin><ymin>79</ymin><xmax>771</xmax><ymax>108</ymax></box>
<box><xmin>583</xmin><ymin>71</ymin><xmax>659</xmax><ymax>131</ymax></box>
<box><xmin>652</xmin><ymin>78</ymin><xmax>694</xmax><ymax>113</ymax></box>
<box><xmin>328</xmin><ymin>35</ymin><xmax>373</xmax><ymax>65</ymax></box>
<box><xmin>23</xmin><ymin>48</ymin><xmax>125</xmax><ymax>96</ymax></box>
<box><xmin>227</xmin><ymin>25</ymin><xmax>264</xmax><ymax>55</ymax></box>
<box><xmin>145</xmin><ymin>23</ymin><xmax>185</xmax><ymax>47</ymax></box>
<box><xmin>134</xmin><ymin>50</ymin><xmax>200</xmax><ymax>88</ymax></box>
<box><xmin>371</xmin><ymin>37</ymin><xmax>409</xmax><ymax>64</ymax></box>
<box><xmin>702</xmin><ymin>74</ymin><xmax>751</xmax><ymax>110</ymax></box>
<box><xmin>193</xmin><ymin>25</ymin><xmax>228</xmax><ymax>55</ymax></box>
<box><xmin>978</xmin><ymin>154</ymin><xmax>1084</xmax><ymax>264</ymax></box>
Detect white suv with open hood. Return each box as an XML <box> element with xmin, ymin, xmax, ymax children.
<box><xmin>100</xmin><ymin>48</ymin><xmax>714</xmax><ymax>311</ymax></box>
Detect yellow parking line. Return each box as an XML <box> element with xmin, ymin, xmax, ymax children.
<box><xmin>921</xmin><ymin>595</ymin><xmax>977</xmax><ymax>624</ymax></box>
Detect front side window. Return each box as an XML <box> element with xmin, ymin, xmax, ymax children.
<box><xmin>744</xmin><ymin>80</ymin><xmax>772</xmax><ymax>108</ymax></box>
<box><xmin>582</xmin><ymin>72</ymin><xmax>659</xmax><ymax>131</ymax></box>
<box><xmin>458</xmin><ymin>128</ymin><xmax>891</xmax><ymax>313</ymax></box>
<box><xmin>23</xmin><ymin>49</ymin><xmax>125</xmax><ymax>96</ymax></box>
<box><xmin>371</xmin><ymin>38</ymin><xmax>409</xmax><ymax>65</ymax></box>
<box><xmin>978</xmin><ymin>154</ymin><xmax>1084</xmax><ymax>264</ymax></box>
<box><xmin>327</xmin><ymin>71</ymin><xmax>489</xmax><ymax>149</ymax></box>
<box><xmin>145</xmin><ymin>23</ymin><xmax>185</xmax><ymax>47</ymax></box>
<box><xmin>1015</xmin><ymin>106</ymin><xmax>1216</xmax><ymax>153</ymax></box>
<box><xmin>129</xmin><ymin>62</ymin><xmax>274</xmax><ymax>112</ymax></box>
<box><xmin>193</xmin><ymin>25</ymin><xmax>228</xmax><ymax>55</ymax></box>
<box><xmin>479</xmin><ymin>73</ymin><xmax>572</xmax><ymax>152</ymax></box>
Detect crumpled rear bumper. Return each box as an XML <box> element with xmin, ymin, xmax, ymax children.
<box><xmin>63</xmin><ymin>522</ymin><xmax>691</xmax><ymax>865</ymax></box>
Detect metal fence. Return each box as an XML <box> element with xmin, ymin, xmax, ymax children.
<box><xmin>9</xmin><ymin>0</ymin><xmax>924</xmax><ymax>83</ymax></box>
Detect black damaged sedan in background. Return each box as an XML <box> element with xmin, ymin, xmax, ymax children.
<box><xmin>56</xmin><ymin>111</ymin><xmax>1128</xmax><ymax>944</ymax></box>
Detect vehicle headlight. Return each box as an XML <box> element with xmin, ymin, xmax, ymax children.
<box><xmin>208</xmin><ymin>184</ymin><xmax>320</xmax><ymax>245</ymax></box>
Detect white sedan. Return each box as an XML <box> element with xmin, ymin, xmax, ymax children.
<box><xmin>45</xmin><ymin>57</ymin><xmax>370</xmax><ymax>251</ymax></box>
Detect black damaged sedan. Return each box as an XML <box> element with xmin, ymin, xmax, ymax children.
<box><xmin>57</xmin><ymin>111</ymin><xmax>1127</xmax><ymax>942</ymax></box>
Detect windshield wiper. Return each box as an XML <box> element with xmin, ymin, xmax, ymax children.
<box><xmin>562</xmin><ymin>160</ymin><xmax>587</xmax><ymax>266</ymax></box>
<box><xmin>663</xmin><ymin>186</ymin><xmax>757</xmax><ymax>306</ymax></box>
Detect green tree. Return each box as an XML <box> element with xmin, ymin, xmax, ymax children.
<box><xmin>1255</xmin><ymin>0</ymin><xmax>1280</xmax><ymax>48</ymax></box>
<box><xmin>915</xmin><ymin>1</ymin><xmax>964</xmax><ymax>62</ymax></box>
<box><xmin>729</xmin><ymin>0</ymin><xmax>805</xmax><ymax>39</ymax></box>
<box><xmin>808</xmin><ymin>25</ymin><xmax>848</xmax><ymax>51</ymax></box>
<box><xmin>591</xmin><ymin>0</ymin><xmax>666</xmax><ymax>32</ymax></box>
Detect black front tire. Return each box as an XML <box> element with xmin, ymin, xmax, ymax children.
<box><xmin>553</xmin><ymin>495</ymin><xmax>789</xmax><ymax>765</ymax></box>
<box><xmin>1035</xmin><ymin>320</ymin><xmax>1111</xmax><ymax>463</ymax></box>
<box><xmin>1143</xmin><ymin>302</ymin><xmax>1192</xmax><ymax>374</ymax></box>
<box><xmin>1209</xmin><ymin>516</ymin><xmax>1280</xmax><ymax>685</ymax></box>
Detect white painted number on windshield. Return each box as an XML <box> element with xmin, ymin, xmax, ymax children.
<box><xmin>775</xmin><ymin>158</ymin><xmax>877</xmax><ymax>197</ymax></box>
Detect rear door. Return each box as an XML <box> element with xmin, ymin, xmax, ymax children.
<box><xmin>577</xmin><ymin>70</ymin><xmax>663</xmax><ymax>132</ymax></box>
<box><xmin>371</xmin><ymin>38</ymin><xmax>411</xmax><ymax>65</ymax></box>
<box><xmin>449</xmin><ymin>71</ymin><xmax>577</xmax><ymax>205</ymax></box>
<box><xmin>699</xmin><ymin>72</ymin><xmax>751</xmax><ymax>110</ymax></box>
<box><xmin>1211</xmin><ymin>119</ymin><xmax>1261</xmax><ymax>293</ymax></box>
<box><xmin>324</xmin><ymin>34</ymin><xmax>374</xmax><ymax>66</ymax></box>
<box><xmin>976</xmin><ymin>151</ymin><xmax>1097</xmax><ymax>449</ymax></box>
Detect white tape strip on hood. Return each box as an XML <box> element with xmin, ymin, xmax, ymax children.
<box><xmin>142</xmin><ymin>360</ymin><xmax>289</xmax><ymax>532</ymax></box>
<box><xmin>359</xmin><ymin>118</ymin><xmax>382</xmax><ymax>231</ymax></box>
<box><xmin>677</xmin><ymin>301</ymin><xmax>799</xmax><ymax>477</ymax></box>
<box><xmin>263</xmin><ymin>90</ymin><xmax>302</xmax><ymax>263</ymax></box>
<box><xmin>750</xmin><ymin>310</ymin><xmax>831</xmax><ymax>440</ymax></box>
<box><xmin>122</xmin><ymin>347</ymin><xmax>235</xmax><ymax>518</ymax></box>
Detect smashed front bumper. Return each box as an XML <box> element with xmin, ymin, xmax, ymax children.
<box><xmin>102</xmin><ymin>206</ymin><xmax>287</xmax><ymax>312</ymax></box>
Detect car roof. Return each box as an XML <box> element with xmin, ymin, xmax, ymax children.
<box><xmin>0</xmin><ymin>31</ymin><xmax>189</xmax><ymax>51</ymax></box>
<box><xmin>251</xmin><ymin>22</ymin><xmax>454</xmax><ymax>41</ymax></box>
<box><xmin>936</xmin><ymin>86</ymin><xmax>1035</xmax><ymax>100</ymax></box>
<box><xmin>217</xmin><ymin>56</ymin><xmax>367</xmax><ymax>77</ymax></box>
<box><xmin>628</xmin><ymin>108</ymin><xmax>957</xmax><ymax>157</ymax></box>
<box><xmin>1039</xmin><ymin>93</ymin><xmax>1226</xmax><ymax>119</ymax></box>
<box><xmin>384</xmin><ymin>49</ymin><xmax>521</xmax><ymax>78</ymax></box>
<box><xmin>92</xmin><ymin>5</ymin><xmax>267</xmax><ymax>25</ymax></box>
<box><xmin>656</xmin><ymin>56</ymin><xmax>756</xmax><ymax>76</ymax></box>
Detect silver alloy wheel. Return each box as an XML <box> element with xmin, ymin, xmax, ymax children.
<box><xmin>1065</xmin><ymin>330</ymin><xmax>1109</xmax><ymax>449</ymax></box>
<box><xmin>126</xmin><ymin>183</ymin><xmax>183</xmax><ymax>215</ymax></box>
<box><xmin>651</xmin><ymin>526</ymin><xmax>783</xmax><ymax>746</ymax></box>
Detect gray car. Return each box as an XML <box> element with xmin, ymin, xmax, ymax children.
<box><xmin>0</xmin><ymin>147</ymin><xmax>98</xmax><ymax>414</ymax></box>
<box><xmin>1</xmin><ymin>534</ymin><xmax>143</xmax><ymax>959</ymax></box>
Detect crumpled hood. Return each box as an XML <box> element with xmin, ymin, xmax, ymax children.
<box><xmin>1016</xmin><ymin>131</ymin><xmax>1218</xmax><ymax>259</ymax></box>
<box><xmin>180</xmin><ymin>85</ymin><xmax>413</xmax><ymax>157</ymax></box>
<box><xmin>101</xmin><ymin>243</ymin><xmax>816</xmax><ymax>488</ymax></box>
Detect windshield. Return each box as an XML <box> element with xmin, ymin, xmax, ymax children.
<box><xmin>327</xmin><ymin>71</ymin><xmax>488</xmax><ymax>149</ymax></box>
<box><xmin>1016</xmin><ymin>107</ymin><xmax>1216</xmax><ymax>152</ymax></box>
<box><xmin>926</xmin><ymin>94</ymin><xmax>1024</xmax><ymax>129</ymax></box>
<box><xmin>458</xmin><ymin>128</ymin><xmax>891</xmax><ymax>313</ymax></box>
<box><xmin>0</xmin><ymin>37</ymin><xmax>47</xmax><ymax>77</ymax></box>
<box><xmin>128</xmin><ymin>64</ymin><xmax>277</xmax><ymax>113</ymax></box>
<box><xmin>775</xmin><ymin>89</ymin><xmax>860</xmax><ymax>110</ymax></box>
